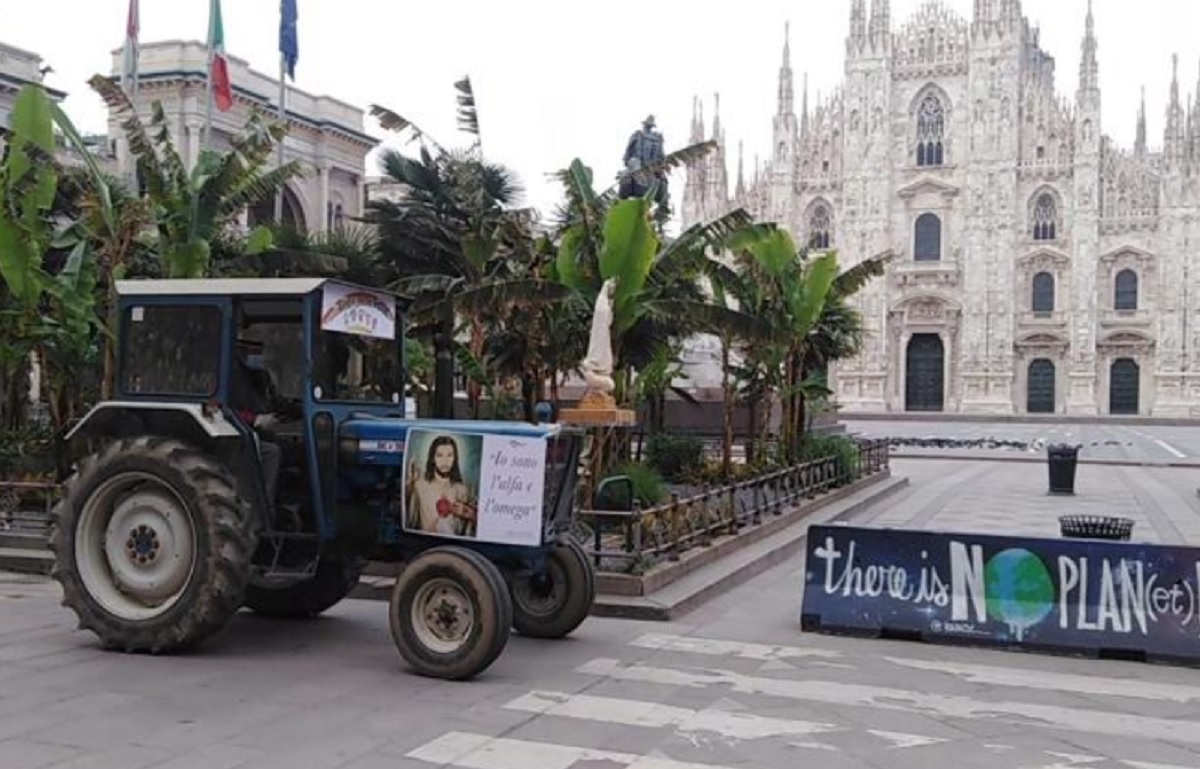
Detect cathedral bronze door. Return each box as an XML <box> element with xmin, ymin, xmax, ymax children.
<box><xmin>905</xmin><ymin>334</ymin><xmax>944</xmax><ymax>412</ymax></box>
<box><xmin>1027</xmin><ymin>359</ymin><xmax>1055</xmax><ymax>414</ymax></box>
<box><xmin>1109</xmin><ymin>358</ymin><xmax>1140</xmax><ymax>415</ymax></box>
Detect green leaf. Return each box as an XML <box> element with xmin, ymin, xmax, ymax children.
<box><xmin>791</xmin><ymin>250</ymin><xmax>839</xmax><ymax>337</ymax></box>
<box><xmin>166</xmin><ymin>238</ymin><xmax>210</xmax><ymax>279</ymax></box>
<box><xmin>554</xmin><ymin>224</ymin><xmax>586</xmax><ymax>292</ymax></box>
<box><xmin>748</xmin><ymin>229</ymin><xmax>798</xmax><ymax>278</ymax></box>
<box><xmin>598</xmin><ymin>198</ymin><xmax>658</xmax><ymax>338</ymax></box>
<box><xmin>244</xmin><ymin>225</ymin><xmax>274</xmax><ymax>255</ymax></box>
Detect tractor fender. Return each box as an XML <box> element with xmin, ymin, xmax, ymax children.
<box><xmin>63</xmin><ymin>401</ymin><xmax>243</xmax><ymax>461</ymax></box>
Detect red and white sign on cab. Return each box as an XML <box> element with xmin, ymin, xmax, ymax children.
<box><xmin>320</xmin><ymin>282</ymin><xmax>396</xmax><ymax>340</ymax></box>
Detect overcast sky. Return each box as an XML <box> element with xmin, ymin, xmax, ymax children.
<box><xmin>7</xmin><ymin>0</ymin><xmax>1200</xmax><ymax>222</ymax></box>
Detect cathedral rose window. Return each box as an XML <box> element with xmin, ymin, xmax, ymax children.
<box><xmin>916</xmin><ymin>94</ymin><xmax>945</xmax><ymax>167</ymax></box>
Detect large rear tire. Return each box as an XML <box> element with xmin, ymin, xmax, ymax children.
<box><xmin>389</xmin><ymin>546</ymin><xmax>511</xmax><ymax>680</ymax></box>
<box><xmin>507</xmin><ymin>539</ymin><xmax>594</xmax><ymax>639</ymax></box>
<box><xmin>243</xmin><ymin>556</ymin><xmax>366</xmax><ymax>618</ymax></box>
<box><xmin>48</xmin><ymin>437</ymin><xmax>256</xmax><ymax>653</ymax></box>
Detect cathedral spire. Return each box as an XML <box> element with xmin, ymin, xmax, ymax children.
<box><xmin>689</xmin><ymin>95</ymin><xmax>702</xmax><ymax>144</ymax></box>
<box><xmin>1079</xmin><ymin>0</ymin><xmax>1098</xmax><ymax>93</ymax></box>
<box><xmin>850</xmin><ymin>0</ymin><xmax>866</xmax><ymax>48</ymax></box>
<box><xmin>869</xmin><ymin>0</ymin><xmax>890</xmax><ymax>45</ymax></box>
<box><xmin>777</xmin><ymin>22</ymin><xmax>794</xmax><ymax>116</ymax></box>
<box><xmin>735</xmin><ymin>140</ymin><xmax>746</xmax><ymax>200</ymax></box>
<box><xmin>801</xmin><ymin>73</ymin><xmax>810</xmax><ymax>137</ymax></box>
<box><xmin>1136</xmin><ymin>86</ymin><xmax>1147</xmax><ymax>157</ymax></box>
<box><xmin>1167</xmin><ymin>54</ymin><xmax>1186</xmax><ymax>165</ymax></box>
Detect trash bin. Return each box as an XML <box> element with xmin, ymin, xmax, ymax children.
<box><xmin>1058</xmin><ymin>515</ymin><xmax>1134</xmax><ymax>541</ymax></box>
<box><xmin>1047</xmin><ymin>443</ymin><xmax>1079</xmax><ymax>495</ymax></box>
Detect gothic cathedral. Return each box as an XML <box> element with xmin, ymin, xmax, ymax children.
<box><xmin>681</xmin><ymin>0</ymin><xmax>1200</xmax><ymax>416</ymax></box>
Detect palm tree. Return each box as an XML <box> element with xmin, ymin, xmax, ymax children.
<box><xmin>366</xmin><ymin>78</ymin><xmax>569</xmax><ymax>418</ymax></box>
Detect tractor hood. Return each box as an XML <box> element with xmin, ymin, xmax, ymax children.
<box><xmin>339</xmin><ymin>417</ymin><xmax>573</xmax><ymax>467</ymax></box>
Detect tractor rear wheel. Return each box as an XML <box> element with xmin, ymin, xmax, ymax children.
<box><xmin>389</xmin><ymin>546</ymin><xmax>511</xmax><ymax>680</ymax></box>
<box><xmin>507</xmin><ymin>539</ymin><xmax>594</xmax><ymax>639</ymax></box>
<box><xmin>48</xmin><ymin>437</ymin><xmax>256</xmax><ymax>653</ymax></box>
<box><xmin>243</xmin><ymin>556</ymin><xmax>367</xmax><ymax>618</ymax></box>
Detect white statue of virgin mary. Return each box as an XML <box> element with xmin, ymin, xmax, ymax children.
<box><xmin>582</xmin><ymin>278</ymin><xmax>617</xmax><ymax>395</ymax></box>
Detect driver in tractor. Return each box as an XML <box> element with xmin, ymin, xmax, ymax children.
<box><xmin>229</xmin><ymin>336</ymin><xmax>286</xmax><ymax>510</ymax></box>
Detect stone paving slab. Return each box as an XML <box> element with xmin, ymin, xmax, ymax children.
<box><xmin>6</xmin><ymin>459</ymin><xmax>1200</xmax><ymax>767</ymax></box>
<box><xmin>860</xmin><ymin>457</ymin><xmax>1200</xmax><ymax>545</ymax></box>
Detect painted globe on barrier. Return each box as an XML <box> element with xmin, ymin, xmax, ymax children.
<box><xmin>984</xmin><ymin>548</ymin><xmax>1056</xmax><ymax>640</ymax></box>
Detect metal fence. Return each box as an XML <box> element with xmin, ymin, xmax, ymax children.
<box><xmin>575</xmin><ymin>439</ymin><xmax>889</xmax><ymax>574</ymax></box>
<box><xmin>0</xmin><ymin>481</ymin><xmax>59</xmax><ymax>533</ymax></box>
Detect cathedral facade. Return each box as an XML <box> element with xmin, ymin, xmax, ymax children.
<box><xmin>681</xmin><ymin>0</ymin><xmax>1200</xmax><ymax>417</ymax></box>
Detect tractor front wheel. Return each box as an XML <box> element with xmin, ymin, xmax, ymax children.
<box><xmin>48</xmin><ymin>437</ymin><xmax>256</xmax><ymax>653</ymax></box>
<box><xmin>507</xmin><ymin>539</ymin><xmax>594</xmax><ymax>639</ymax></box>
<box><xmin>389</xmin><ymin>546</ymin><xmax>511</xmax><ymax>680</ymax></box>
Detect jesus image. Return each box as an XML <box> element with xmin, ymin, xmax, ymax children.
<box><xmin>406</xmin><ymin>435</ymin><xmax>478</xmax><ymax>538</ymax></box>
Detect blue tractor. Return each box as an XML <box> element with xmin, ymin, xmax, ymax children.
<box><xmin>49</xmin><ymin>278</ymin><xmax>594</xmax><ymax>680</ymax></box>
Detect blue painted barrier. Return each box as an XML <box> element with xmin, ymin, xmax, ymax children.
<box><xmin>799</xmin><ymin>524</ymin><xmax>1200</xmax><ymax>665</ymax></box>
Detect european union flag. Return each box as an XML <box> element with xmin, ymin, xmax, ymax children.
<box><xmin>280</xmin><ymin>0</ymin><xmax>298</xmax><ymax>80</ymax></box>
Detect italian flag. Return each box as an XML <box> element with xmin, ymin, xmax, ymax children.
<box><xmin>207</xmin><ymin>0</ymin><xmax>233</xmax><ymax>111</ymax></box>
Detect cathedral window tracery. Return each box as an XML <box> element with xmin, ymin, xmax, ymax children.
<box><xmin>914</xmin><ymin>213</ymin><xmax>942</xmax><ymax>261</ymax></box>
<box><xmin>808</xmin><ymin>201</ymin><xmax>833</xmax><ymax>250</ymax></box>
<box><xmin>1032</xmin><ymin>272</ymin><xmax>1055</xmax><ymax>313</ymax></box>
<box><xmin>915</xmin><ymin>94</ymin><xmax>946</xmax><ymax>167</ymax></box>
<box><xmin>1031</xmin><ymin>192</ymin><xmax>1058</xmax><ymax>241</ymax></box>
<box><xmin>1115</xmin><ymin>269</ymin><xmax>1139</xmax><ymax>310</ymax></box>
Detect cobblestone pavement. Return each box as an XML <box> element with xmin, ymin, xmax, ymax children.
<box><xmin>4</xmin><ymin>472</ymin><xmax>1200</xmax><ymax>769</ymax></box>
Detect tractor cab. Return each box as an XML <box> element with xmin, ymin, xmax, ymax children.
<box><xmin>72</xmin><ymin>278</ymin><xmax>408</xmax><ymax>536</ymax></box>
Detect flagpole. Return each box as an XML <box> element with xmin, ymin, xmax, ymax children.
<box><xmin>274</xmin><ymin>52</ymin><xmax>286</xmax><ymax>222</ymax></box>
<box><xmin>203</xmin><ymin>51</ymin><xmax>214</xmax><ymax>151</ymax></box>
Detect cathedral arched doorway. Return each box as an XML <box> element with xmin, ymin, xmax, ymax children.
<box><xmin>1109</xmin><ymin>358</ymin><xmax>1140</xmax><ymax>415</ymax></box>
<box><xmin>1027</xmin><ymin>359</ymin><xmax>1055</xmax><ymax>414</ymax></box>
<box><xmin>905</xmin><ymin>334</ymin><xmax>944</xmax><ymax>412</ymax></box>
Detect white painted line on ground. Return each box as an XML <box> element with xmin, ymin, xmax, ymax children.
<box><xmin>504</xmin><ymin>690</ymin><xmax>842</xmax><ymax>742</ymax></box>
<box><xmin>1124</xmin><ymin>763</ymin><xmax>1197</xmax><ymax>769</ymax></box>
<box><xmin>630</xmin><ymin>633</ymin><xmax>841</xmax><ymax>660</ymax></box>
<box><xmin>885</xmin><ymin>656</ymin><xmax>1200</xmax><ymax>703</ymax></box>
<box><xmin>1154</xmin><ymin>439</ymin><xmax>1188</xmax><ymax>459</ymax></box>
<box><xmin>632</xmin><ymin>633</ymin><xmax>1200</xmax><ymax>705</ymax></box>
<box><xmin>406</xmin><ymin>731</ymin><xmax>784</xmax><ymax>769</ymax></box>
<box><xmin>866</xmin><ymin>730</ymin><xmax>948</xmax><ymax>749</ymax></box>
<box><xmin>576</xmin><ymin>658</ymin><xmax>1200</xmax><ymax>746</ymax></box>
<box><xmin>1044</xmin><ymin>752</ymin><xmax>1106</xmax><ymax>765</ymax></box>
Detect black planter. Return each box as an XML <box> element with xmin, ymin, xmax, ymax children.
<box><xmin>1059</xmin><ymin>515</ymin><xmax>1134</xmax><ymax>541</ymax></box>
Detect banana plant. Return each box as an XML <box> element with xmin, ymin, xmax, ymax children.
<box><xmin>0</xmin><ymin>85</ymin><xmax>59</xmax><ymax>429</ymax></box>
<box><xmin>731</xmin><ymin>229</ymin><xmax>840</xmax><ymax>462</ymax></box>
<box><xmin>88</xmin><ymin>75</ymin><xmax>300</xmax><ymax>279</ymax></box>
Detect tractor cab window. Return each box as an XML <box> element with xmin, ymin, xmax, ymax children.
<box><xmin>312</xmin><ymin>330</ymin><xmax>402</xmax><ymax>404</ymax></box>
<box><xmin>234</xmin><ymin>299</ymin><xmax>306</xmax><ymax>400</ymax></box>
<box><xmin>121</xmin><ymin>304</ymin><xmax>222</xmax><ymax>397</ymax></box>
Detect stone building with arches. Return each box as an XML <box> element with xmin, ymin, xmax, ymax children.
<box><xmin>106</xmin><ymin>40</ymin><xmax>375</xmax><ymax>234</ymax></box>
<box><xmin>681</xmin><ymin>0</ymin><xmax>1200</xmax><ymax>416</ymax></box>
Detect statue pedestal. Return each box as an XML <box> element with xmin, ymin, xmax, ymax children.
<box><xmin>559</xmin><ymin>391</ymin><xmax>636</xmax><ymax>427</ymax></box>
